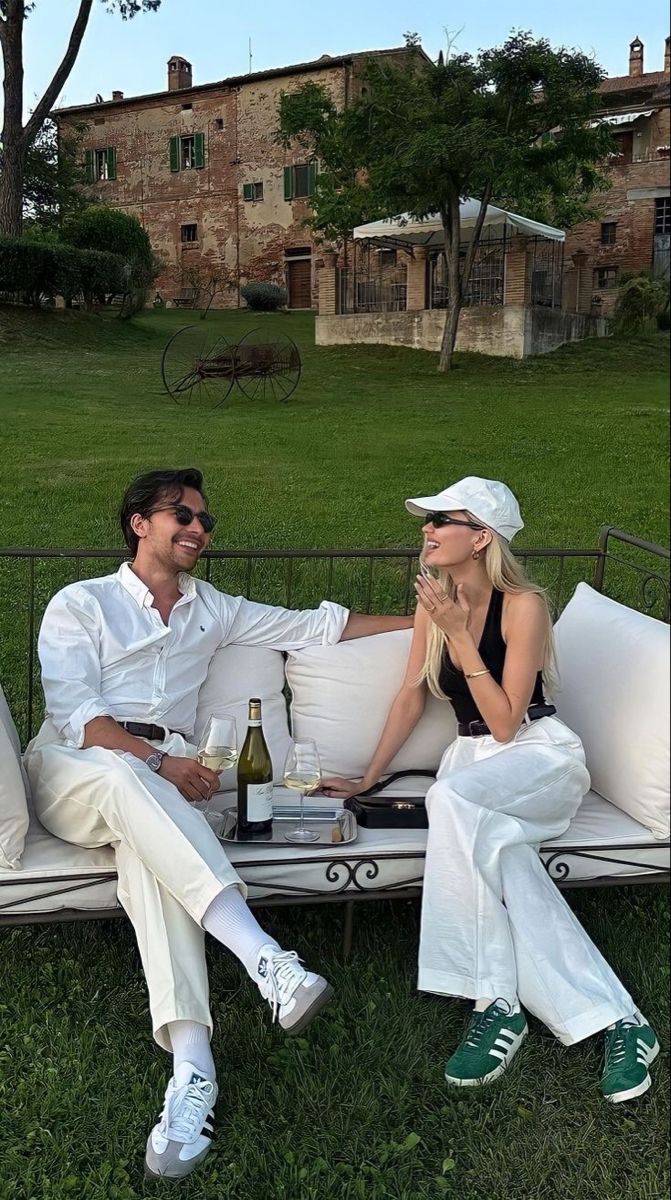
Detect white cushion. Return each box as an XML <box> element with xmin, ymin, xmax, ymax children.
<box><xmin>194</xmin><ymin>644</ymin><xmax>291</xmax><ymax>789</ymax></box>
<box><xmin>0</xmin><ymin>685</ymin><xmax>31</xmax><ymax>870</ymax></box>
<box><xmin>554</xmin><ymin>583</ymin><xmax>670</xmax><ymax>839</ymax></box>
<box><xmin>286</xmin><ymin>629</ymin><xmax>456</xmax><ymax>778</ymax></box>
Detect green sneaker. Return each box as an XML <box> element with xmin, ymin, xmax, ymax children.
<box><xmin>445</xmin><ymin>1000</ymin><xmax>528</xmax><ymax>1087</ymax></box>
<box><xmin>602</xmin><ymin>1017</ymin><xmax>660</xmax><ymax>1104</ymax></box>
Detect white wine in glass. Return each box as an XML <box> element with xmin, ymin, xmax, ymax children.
<box><xmin>283</xmin><ymin>739</ymin><xmax>321</xmax><ymax>843</ymax></box>
<box><xmin>196</xmin><ymin>715</ymin><xmax>238</xmax><ymax>818</ymax></box>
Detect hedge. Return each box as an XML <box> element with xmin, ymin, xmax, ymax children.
<box><xmin>0</xmin><ymin>236</ymin><xmax>127</xmax><ymax>306</ymax></box>
<box><xmin>240</xmin><ymin>281</ymin><xmax>287</xmax><ymax>311</ymax></box>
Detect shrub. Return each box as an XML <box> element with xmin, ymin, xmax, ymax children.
<box><xmin>656</xmin><ymin>309</ymin><xmax>670</xmax><ymax>331</ymax></box>
<box><xmin>613</xmin><ymin>271</ymin><xmax>669</xmax><ymax>334</ymax></box>
<box><xmin>240</xmin><ymin>281</ymin><xmax>287</xmax><ymax>311</ymax></box>
<box><xmin>0</xmin><ymin>235</ymin><xmax>126</xmax><ymax>307</ymax></box>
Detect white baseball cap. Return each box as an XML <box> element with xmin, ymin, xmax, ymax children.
<box><xmin>405</xmin><ymin>476</ymin><xmax>524</xmax><ymax>542</ymax></box>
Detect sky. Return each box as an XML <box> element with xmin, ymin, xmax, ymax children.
<box><xmin>12</xmin><ymin>0</ymin><xmax>671</xmax><ymax>116</ymax></box>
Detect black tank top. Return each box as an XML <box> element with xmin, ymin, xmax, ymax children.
<box><xmin>438</xmin><ymin>588</ymin><xmax>545</xmax><ymax>724</ymax></box>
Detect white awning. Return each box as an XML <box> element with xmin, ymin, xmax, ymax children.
<box><xmin>353</xmin><ymin>200</ymin><xmax>565</xmax><ymax>246</ymax></box>
<box><xmin>591</xmin><ymin>110</ymin><xmax>655</xmax><ymax>127</ymax></box>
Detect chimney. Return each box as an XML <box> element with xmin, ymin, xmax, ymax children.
<box><xmin>629</xmin><ymin>37</ymin><xmax>644</xmax><ymax>77</ymax></box>
<box><xmin>112</xmin><ymin>90</ymin><xmax>124</xmax><ymax>101</ymax></box>
<box><xmin>168</xmin><ymin>56</ymin><xmax>192</xmax><ymax>92</ymax></box>
<box><xmin>665</xmin><ymin>36</ymin><xmax>670</xmax><ymax>74</ymax></box>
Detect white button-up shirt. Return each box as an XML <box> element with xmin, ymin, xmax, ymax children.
<box><xmin>38</xmin><ymin>562</ymin><xmax>349</xmax><ymax>748</ymax></box>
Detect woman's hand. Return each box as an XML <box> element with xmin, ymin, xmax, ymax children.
<box><xmin>319</xmin><ymin>776</ymin><xmax>366</xmax><ymax>800</ymax></box>
<box><xmin>414</xmin><ymin>575</ymin><xmax>471</xmax><ymax>640</ymax></box>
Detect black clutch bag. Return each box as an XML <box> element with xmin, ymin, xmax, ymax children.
<box><xmin>344</xmin><ymin>770</ymin><xmax>435</xmax><ymax>829</ymax></box>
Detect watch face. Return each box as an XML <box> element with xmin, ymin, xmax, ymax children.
<box><xmin>146</xmin><ymin>752</ymin><xmax>163</xmax><ymax>772</ymax></box>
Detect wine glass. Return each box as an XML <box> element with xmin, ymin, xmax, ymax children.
<box><xmin>195</xmin><ymin>715</ymin><xmax>238</xmax><ymax>822</ymax></box>
<box><xmin>282</xmin><ymin>739</ymin><xmax>321</xmax><ymax>843</ymax></box>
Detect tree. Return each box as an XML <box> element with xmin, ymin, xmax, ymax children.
<box><xmin>62</xmin><ymin>204</ymin><xmax>159</xmax><ymax>314</ymax></box>
<box><xmin>613</xmin><ymin>271</ymin><xmax>670</xmax><ymax>334</ymax></box>
<box><xmin>0</xmin><ymin>0</ymin><xmax>161</xmax><ymax>237</ymax></box>
<box><xmin>23</xmin><ymin>117</ymin><xmax>90</xmax><ymax>230</ymax></box>
<box><xmin>279</xmin><ymin>33</ymin><xmax>614</xmax><ymax>372</ymax></box>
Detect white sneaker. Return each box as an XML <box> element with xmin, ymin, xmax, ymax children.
<box><xmin>255</xmin><ymin>944</ymin><xmax>334</xmax><ymax>1033</ymax></box>
<box><xmin>144</xmin><ymin>1061</ymin><xmax>218</xmax><ymax>1180</ymax></box>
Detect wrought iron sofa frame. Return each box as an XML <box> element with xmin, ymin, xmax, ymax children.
<box><xmin>0</xmin><ymin>526</ymin><xmax>668</xmax><ymax>953</ymax></box>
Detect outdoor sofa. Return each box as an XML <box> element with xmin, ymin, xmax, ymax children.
<box><xmin>1</xmin><ymin>528</ymin><xmax>669</xmax><ymax>954</ymax></box>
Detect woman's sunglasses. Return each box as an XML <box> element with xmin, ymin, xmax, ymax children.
<box><xmin>146</xmin><ymin>504</ymin><xmax>217</xmax><ymax>534</ymax></box>
<box><xmin>424</xmin><ymin>511</ymin><xmax>483</xmax><ymax>531</ymax></box>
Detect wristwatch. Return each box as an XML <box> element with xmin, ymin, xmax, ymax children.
<box><xmin>145</xmin><ymin>750</ymin><xmax>164</xmax><ymax>773</ymax></box>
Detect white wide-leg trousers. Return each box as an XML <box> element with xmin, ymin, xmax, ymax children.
<box><xmin>25</xmin><ymin>728</ymin><xmax>245</xmax><ymax>1050</ymax></box>
<box><xmin>417</xmin><ymin>716</ymin><xmax>636</xmax><ymax>1045</ymax></box>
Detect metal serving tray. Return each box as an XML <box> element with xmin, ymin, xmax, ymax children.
<box><xmin>217</xmin><ymin>804</ymin><xmax>358</xmax><ymax>847</ymax></box>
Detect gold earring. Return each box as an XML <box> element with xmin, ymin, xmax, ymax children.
<box><xmin>472</xmin><ymin>549</ymin><xmax>481</xmax><ymax>560</ymax></box>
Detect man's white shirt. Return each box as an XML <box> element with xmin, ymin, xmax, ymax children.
<box><xmin>38</xmin><ymin>562</ymin><xmax>349</xmax><ymax>748</ymax></box>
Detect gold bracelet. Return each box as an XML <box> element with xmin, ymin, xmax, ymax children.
<box><xmin>465</xmin><ymin>668</ymin><xmax>490</xmax><ymax>679</ymax></box>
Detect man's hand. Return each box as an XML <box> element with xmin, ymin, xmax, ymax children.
<box><xmin>158</xmin><ymin>755</ymin><xmax>220</xmax><ymax>803</ymax></box>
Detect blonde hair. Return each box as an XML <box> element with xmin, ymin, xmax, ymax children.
<box><xmin>418</xmin><ymin>516</ymin><xmax>559</xmax><ymax>700</ymax></box>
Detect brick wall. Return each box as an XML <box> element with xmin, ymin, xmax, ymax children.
<box><xmin>564</xmin><ymin>94</ymin><xmax>670</xmax><ymax>315</ymax></box>
<box><xmin>56</xmin><ymin>49</ymin><xmax>421</xmax><ymax>311</ymax></box>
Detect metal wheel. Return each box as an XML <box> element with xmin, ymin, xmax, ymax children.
<box><xmin>233</xmin><ymin>326</ymin><xmax>302</xmax><ymax>403</ymax></box>
<box><xmin>160</xmin><ymin>325</ymin><xmax>236</xmax><ymax>407</ymax></box>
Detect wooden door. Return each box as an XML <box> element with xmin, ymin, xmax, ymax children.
<box><xmin>287</xmin><ymin>259</ymin><xmax>312</xmax><ymax>309</ymax></box>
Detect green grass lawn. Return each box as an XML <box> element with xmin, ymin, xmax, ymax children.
<box><xmin>0</xmin><ymin>306</ymin><xmax>668</xmax><ymax>1200</ymax></box>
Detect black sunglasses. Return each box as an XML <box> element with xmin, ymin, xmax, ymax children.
<box><xmin>146</xmin><ymin>504</ymin><xmax>217</xmax><ymax>534</ymax></box>
<box><xmin>424</xmin><ymin>511</ymin><xmax>483</xmax><ymax>531</ymax></box>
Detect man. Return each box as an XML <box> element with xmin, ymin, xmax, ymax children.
<box><xmin>25</xmin><ymin>467</ymin><xmax>413</xmax><ymax>1181</ymax></box>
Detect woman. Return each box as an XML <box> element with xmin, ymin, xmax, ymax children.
<box><xmin>322</xmin><ymin>477</ymin><xmax>658</xmax><ymax>1103</ymax></box>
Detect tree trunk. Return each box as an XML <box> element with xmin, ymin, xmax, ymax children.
<box><xmin>437</xmin><ymin>198</ymin><xmax>462</xmax><ymax>373</ymax></box>
<box><xmin>0</xmin><ymin>146</ymin><xmax>24</xmax><ymax>236</ymax></box>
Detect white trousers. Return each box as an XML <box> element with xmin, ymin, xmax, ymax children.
<box><xmin>25</xmin><ymin>725</ymin><xmax>245</xmax><ymax>1051</ymax></box>
<box><xmin>418</xmin><ymin>716</ymin><xmax>636</xmax><ymax>1045</ymax></box>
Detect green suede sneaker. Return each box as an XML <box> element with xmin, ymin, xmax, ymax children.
<box><xmin>445</xmin><ymin>1000</ymin><xmax>528</xmax><ymax>1087</ymax></box>
<box><xmin>602</xmin><ymin>1017</ymin><xmax>660</xmax><ymax>1104</ymax></box>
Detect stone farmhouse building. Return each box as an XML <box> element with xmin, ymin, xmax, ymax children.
<box><xmin>54</xmin><ymin>36</ymin><xmax>669</xmax><ymax>318</ymax></box>
<box><xmin>565</xmin><ymin>35</ymin><xmax>671</xmax><ymax>315</ymax></box>
<box><xmin>53</xmin><ymin>46</ymin><xmax>425</xmax><ymax>310</ymax></box>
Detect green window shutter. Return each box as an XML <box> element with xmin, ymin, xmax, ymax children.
<box><xmin>242</xmin><ymin>182</ymin><xmax>253</xmax><ymax>201</ymax></box>
<box><xmin>85</xmin><ymin>149</ymin><xmax>95</xmax><ymax>183</ymax></box>
<box><xmin>106</xmin><ymin>147</ymin><xmax>117</xmax><ymax>180</ymax></box>
<box><xmin>169</xmin><ymin>135</ymin><xmax>180</xmax><ymax>172</ymax></box>
<box><xmin>308</xmin><ymin>160</ymin><xmax>317</xmax><ymax>196</ymax></box>
<box><xmin>283</xmin><ymin>165</ymin><xmax>293</xmax><ymax>201</ymax></box>
<box><xmin>194</xmin><ymin>132</ymin><xmax>205</xmax><ymax>169</ymax></box>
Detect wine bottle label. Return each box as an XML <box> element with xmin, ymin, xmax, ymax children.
<box><xmin>245</xmin><ymin>782</ymin><xmax>273</xmax><ymax>821</ymax></box>
<box><xmin>247</xmin><ymin>719</ymin><xmax>262</xmax><ymax>727</ymax></box>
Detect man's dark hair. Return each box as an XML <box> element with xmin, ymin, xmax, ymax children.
<box><xmin>120</xmin><ymin>468</ymin><xmax>208</xmax><ymax>556</ymax></box>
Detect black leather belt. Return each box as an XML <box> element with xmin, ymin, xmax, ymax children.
<box><xmin>120</xmin><ymin>721</ymin><xmax>184</xmax><ymax>741</ymax></box>
<box><xmin>457</xmin><ymin>703</ymin><xmax>557</xmax><ymax>738</ymax></box>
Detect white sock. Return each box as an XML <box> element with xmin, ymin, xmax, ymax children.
<box><xmin>202</xmin><ymin>886</ymin><xmax>280</xmax><ymax>979</ymax></box>
<box><xmin>474</xmin><ymin>997</ymin><xmax>520</xmax><ymax>1014</ymax></box>
<box><xmin>167</xmin><ymin>1019</ymin><xmax>216</xmax><ymax>1081</ymax></box>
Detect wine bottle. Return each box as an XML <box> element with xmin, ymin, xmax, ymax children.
<box><xmin>236</xmin><ymin>698</ymin><xmax>273</xmax><ymax>835</ymax></box>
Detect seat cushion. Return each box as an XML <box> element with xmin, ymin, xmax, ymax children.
<box><xmin>0</xmin><ymin>685</ymin><xmax>31</xmax><ymax>870</ymax></box>
<box><xmin>554</xmin><ymin>583</ymin><xmax>670</xmax><ymax>839</ymax></box>
<box><xmin>286</xmin><ymin>629</ymin><xmax>456</xmax><ymax>778</ymax></box>
<box><xmin>194</xmin><ymin>643</ymin><xmax>291</xmax><ymax>789</ymax></box>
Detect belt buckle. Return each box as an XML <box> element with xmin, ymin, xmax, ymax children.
<box><xmin>468</xmin><ymin>719</ymin><xmax>481</xmax><ymax>737</ymax></box>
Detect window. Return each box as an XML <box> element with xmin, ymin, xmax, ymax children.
<box><xmin>283</xmin><ymin>161</ymin><xmax>317</xmax><ymax>201</ymax></box>
<box><xmin>214</xmin><ymin>118</ymin><xmax>224</xmax><ymax>130</ymax></box>
<box><xmin>85</xmin><ymin>147</ymin><xmax>116</xmax><ymax>182</ymax></box>
<box><xmin>242</xmin><ymin>181</ymin><xmax>264</xmax><ymax>201</ymax></box>
<box><xmin>94</xmin><ymin>117</ymin><xmax>105</xmax><ymax>126</ymax></box>
<box><xmin>377</xmin><ymin>249</ymin><xmax>397</xmax><ymax>267</ymax></box>
<box><xmin>655</xmin><ymin>197</ymin><xmax>671</xmax><ymax>235</ymax></box>
<box><xmin>181</xmin><ymin>103</ymin><xmax>193</xmax><ymax>111</ymax></box>
<box><xmin>170</xmin><ymin>132</ymin><xmax>205</xmax><ymax>172</ymax></box>
<box><xmin>180</xmin><ymin>223</ymin><xmax>198</xmax><ymax>243</ymax></box>
<box><xmin>593</xmin><ymin>267</ymin><xmax>618</xmax><ymax>290</ymax></box>
<box><xmin>601</xmin><ymin>222</ymin><xmax>617</xmax><ymax>245</ymax></box>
